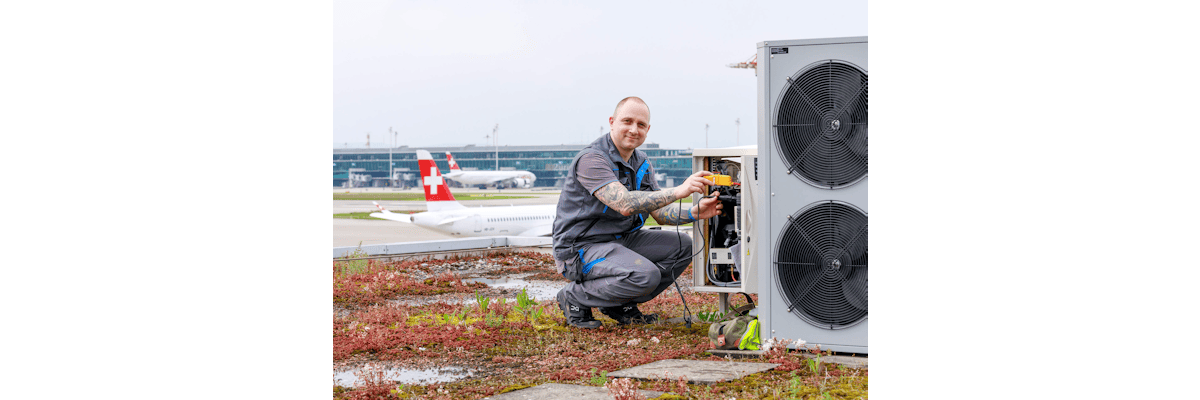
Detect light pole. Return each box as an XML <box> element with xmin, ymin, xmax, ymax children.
<box><xmin>388</xmin><ymin>127</ymin><xmax>393</xmax><ymax>187</ymax></box>
<box><xmin>705</xmin><ymin>123</ymin><xmax>709</xmax><ymax>148</ymax></box>
<box><xmin>492</xmin><ymin>123</ymin><xmax>499</xmax><ymax>170</ymax></box>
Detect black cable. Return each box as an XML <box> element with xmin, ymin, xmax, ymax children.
<box><xmin>671</xmin><ymin>199</ymin><xmax>694</xmax><ymax>328</ymax></box>
<box><xmin>665</xmin><ymin>192</ymin><xmax>719</xmax><ymax>328</ymax></box>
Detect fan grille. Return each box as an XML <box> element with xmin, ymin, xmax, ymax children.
<box><xmin>774</xmin><ymin>201</ymin><xmax>868</xmax><ymax>329</ymax></box>
<box><xmin>774</xmin><ymin>60</ymin><xmax>868</xmax><ymax>188</ymax></box>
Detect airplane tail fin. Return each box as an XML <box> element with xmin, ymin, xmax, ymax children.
<box><xmin>417</xmin><ymin>150</ymin><xmax>465</xmax><ymax>211</ymax></box>
<box><xmin>445</xmin><ymin>151</ymin><xmax>461</xmax><ymax>172</ymax></box>
<box><xmin>368</xmin><ymin>201</ymin><xmax>412</xmax><ymax>223</ymax></box>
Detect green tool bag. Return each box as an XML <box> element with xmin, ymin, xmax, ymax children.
<box><xmin>707</xmin><ymin>293</ymin><xmax>760</xmax><ymax>350</ymax></box>
<box><xmin>708</xmin><ymin>315</ymin><xmax>761</xmax><ymax>350</ymax></box>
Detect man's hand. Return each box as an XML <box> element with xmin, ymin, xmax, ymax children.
<box><xmin>693</xmin><ymin>195</ymin><xmax>723</xmax><ymax>220</ymax></box>
<box><xmin>672</xmin><ymin>171</ymin><xmax>715</xmax><ymax>200</ymax></box>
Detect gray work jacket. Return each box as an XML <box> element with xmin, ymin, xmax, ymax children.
<box><xmin>552</xmin><ymin>134</ymin><xmax>658</xmax><ymax>263</ymax></box>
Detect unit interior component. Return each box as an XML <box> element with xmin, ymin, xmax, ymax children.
<box><xmin>709</xmin><ymin>248</ymin><xmax>736</xmax><ymax>264</ymax></box>
<box><xmin>774</xmin><ymin>201</ymin><xmax>868</xmax><ymax>329</ymax></box>
<box><xmin>774</xmin><ymin>60</ymin><xmax>868</xmax><ymax>189</ymax></box>
<box><xmin>705</xmin><ymin>158</ymin><xmax>744</xmax><ymax>287</ymax></box>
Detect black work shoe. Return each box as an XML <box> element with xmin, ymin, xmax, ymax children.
<box><xmin>557</xmin><ymin>290</ymin><xmax>601</xmax><ymax>329</ymax></box>
<box><xmin>600</xmin><ymin>304</ymin><xmax>659</xmax><ymax>325</ymax></box>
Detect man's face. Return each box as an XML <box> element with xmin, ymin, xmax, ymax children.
<box><xmin>609</xmin><ymin>101</ymin><xmax>651</xmax><ymax>155</ymax></box>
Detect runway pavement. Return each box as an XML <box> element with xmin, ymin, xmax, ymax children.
<box><xmin>333</xmin><ymin>218</ymin><xmax>457</xmax><ymax>247</ymax></box>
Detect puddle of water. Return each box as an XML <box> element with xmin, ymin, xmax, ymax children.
<box><xmin>464</xmin><ymin>276</ymin><xmax>564</xmax><ymax>301</ymax></box>
<box><xmin>333</xmin><ymin>366</ymin><xmax>471</xmax><ymax>387</ymax></box>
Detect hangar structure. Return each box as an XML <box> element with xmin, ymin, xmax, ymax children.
<box><xmin>333</xmin><ymin>143</ymin><xmax>693</xmax><ymax>189</ymax></box>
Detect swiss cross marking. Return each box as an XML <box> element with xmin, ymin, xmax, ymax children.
<box><xmin>424</xmin><ymin>166</ymin><xmax>444</xmax><ymax>194</ymax></box>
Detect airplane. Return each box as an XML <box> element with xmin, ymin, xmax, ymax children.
<box><xmin>368</xmin><ymin>150</ymin><xmax>556</xmax><ymax>237</ymax></box>
<box><xmin>441</xmin><ymin>151</ymin><xmax>537</xmax><ymax>189</ymax></box>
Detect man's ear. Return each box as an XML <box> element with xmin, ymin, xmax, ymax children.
<box><xmin>608</xmin><ymin>116</ymin><xmax>614</xmax><ymax>125</ymax></box>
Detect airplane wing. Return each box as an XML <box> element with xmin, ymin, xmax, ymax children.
<box><xmin>369</xmin><ymin>212</ymin><xmax>412</xmax><ymax>223</ymax></box>
<box><xmin>516</xmin><ymin>225</ymin><xmax>553</xmax><ymax>237</ymax></box>
<box><xmin>368</xmin><ymin>201</ymin><xmax>412</xmax><ymax>223</ymax></box>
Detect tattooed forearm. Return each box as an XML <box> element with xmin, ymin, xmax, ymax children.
<box><xmin>651</xmin><ymin>204</ymin><xmax>693</xmax><ymax>226</ymax></box>
<box><xmin>595</xmin><ymin>181</ymin><xmax>678</xmax><ymax>216</ymax></box>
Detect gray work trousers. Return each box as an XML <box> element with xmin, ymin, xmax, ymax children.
<box><xmin>559</xmin><ymin>229</ymin><xmax>693</xmax><ymax>309</ymax></box>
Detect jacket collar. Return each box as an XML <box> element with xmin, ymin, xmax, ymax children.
<box><xmin>595</xmin><ymin>134</ymin><xmax>639</xmax><ymax>170</ymax></box>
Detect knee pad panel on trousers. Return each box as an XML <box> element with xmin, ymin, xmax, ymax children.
<box><xmin>628</xmin><ymin>267</ymin><xmax>661</xmax><ymax>296</ymax></box>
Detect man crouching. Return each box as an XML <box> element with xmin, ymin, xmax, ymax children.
<box><xmin>552</xmin><ymin>96</ymin><xmax>722</xmax><ymax>329</ymax></box>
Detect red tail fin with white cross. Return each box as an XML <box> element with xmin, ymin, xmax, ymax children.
<box><xmin>445</xmin><ymin>151</ymin><xmax>461</xmax><ymax>172</ymax></box>
<box><xmin>417</xmin><ymin>150</ymin><xmax>465</xmax><ymax>211</ymax></box>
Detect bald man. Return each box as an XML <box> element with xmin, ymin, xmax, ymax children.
<box><xmin>552</xmin><ymin>96</ymin><xmax>723</xmax><ymax>329</ymax></box>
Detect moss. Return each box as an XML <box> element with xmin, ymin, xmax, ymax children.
<box><xmin>650</xmin><ymin>394</ymin><xmax>687</xmax><ymax>400</ymax></box>
<box><xmin>497</xmin><ymin>384</ymin><xmax>534</xmax><ymax>394</ymax></box>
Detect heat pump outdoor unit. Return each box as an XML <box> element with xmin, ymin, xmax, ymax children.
<box><xmin>756</xmin><ymin>37</ymin><xmax>867</xmax><ymax>354</ymax></box>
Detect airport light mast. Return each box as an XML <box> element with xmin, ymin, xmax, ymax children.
<box><xmin>388</xmin><ymin>127</ymin><xmax>394</xmax><ymax>187</ymax></box>
<box><xmin>492</xmin><ymin>124</ymin><xmax>499</xmax><ymax>170</ymax></box>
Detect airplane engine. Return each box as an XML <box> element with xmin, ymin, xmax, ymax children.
<box><xmin>513</xmin><ymin>178</ymin><xmax>531</xmax><ymax>188</ymax></box>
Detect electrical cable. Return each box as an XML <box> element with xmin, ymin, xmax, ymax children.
<box><xmin>664</xmin><ymin>191</ymin><xmax>720</xmax><ymax>329</ymax></box>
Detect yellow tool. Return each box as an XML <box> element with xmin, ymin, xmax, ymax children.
<box><xmin>704</xmin><ymin>174</ymin><xmax>732</xmax><ymax>186</ymax></box>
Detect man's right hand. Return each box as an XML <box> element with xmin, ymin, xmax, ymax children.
<box><xmin>673</xmin><ymin>171</ymin><xmax>715</xmax><ymax>200</ymax></box>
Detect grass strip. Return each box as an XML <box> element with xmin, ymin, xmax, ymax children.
<box><xmin>334</xmin><ymin>211</ymin><xmax>396</xmax><ymax>220</ymax></box>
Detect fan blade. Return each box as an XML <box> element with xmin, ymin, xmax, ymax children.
<box><xmin>840</xmin><ymin>124</ymin><xmax>868</xmax><ymax>159</ymax></box>
<box><xmin>841</xmin><ymin>268</ymin><xmax>868</xmax><ymax>310</ymax></box>
<box><xmin>835</xmin><ymin>224</ymin><xmax>868</xmax><ymax>262</ymax></box>
<box><xmin>785</xmin><ymin>130</ymin><xmax>828</xmax><ymax>176</ymax></box>
<box><xmin>786</xmin><ymin>217</ymin><xmax>826</xmax><ymax>256</ymax></box>
<box><xmin>833</xmin><ymin>74</ymin><xmax>866</xmax><ymax>119</ymax></box>
<box><xmin>783</xmin><ymin>75</ymin><xmax>827</xmax><ymax>116</ymax></box>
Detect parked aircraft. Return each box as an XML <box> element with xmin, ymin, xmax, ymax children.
<box><xmin>441</xmin><ymin>151</ymin><xmax>537</xmax><ymax>188</ymax></box>
<box><xmin>369</xmin><ymin>150</ymin><xmax>555</xmax><ymax>237</ymax></box>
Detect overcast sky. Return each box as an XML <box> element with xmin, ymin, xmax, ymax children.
<box><xmin>333</xmin><ymin>0</ymin><xmax>866</xmax><ymax>150</ymax></box>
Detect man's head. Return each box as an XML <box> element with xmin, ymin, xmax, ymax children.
<box><xmin>609</xmin><ymin>97</ymin><xmax>651</xmax><ymax>160</ymax></box>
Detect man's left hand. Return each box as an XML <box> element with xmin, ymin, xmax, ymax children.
<box><xmin>694</xmin><ymin>195</ymin><xmax>723</xmax><ymax>220</ymax></box>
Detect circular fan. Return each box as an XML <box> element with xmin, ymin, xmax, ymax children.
<box><xmin>774</xmin><ymin>201</ymin><xmax>867</xmax><ymax>329</ymax></box>
<box><xmin>774</xmin><ymin>60</ymin><xmax>867</xmax><ymax>188</ymax></box>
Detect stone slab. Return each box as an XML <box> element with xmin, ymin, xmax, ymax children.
<box><xmin>706</xmin><ymin>350</ymin><xmax>868</xmax><ymax>368</ymax></box>
<box><xmin>481</xmin><ymin>383</ymin><xmax>664</xmax><ymax>399</ymax></box>
<box><xmin>819</xmin><ymin>355</ymin><xmax>868</xmax><ymax>369</ymax></box>
<box><xmin>607</xmin><ymin>359</ymin><xmax>780</xmax><ymax>384</ymax></box>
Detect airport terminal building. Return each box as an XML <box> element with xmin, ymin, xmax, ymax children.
<box><xmin>333</xmin><ymin>143</ymin><xmax>693</xmax><ymax>189</ymax></box>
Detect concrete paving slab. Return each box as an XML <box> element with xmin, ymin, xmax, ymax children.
<box><xmin>819</xmin><ymin>355</ymin><xmax>868</xmax><ymax>368</ymax></box>
<box><xmin>706</xmin><ymin>350</ymin><xmax>868</xmax><ymax>368</ymax></box>
<box><xmin>480</xmin><ymin>383</ymin><xmax>663</xmax><ymax>399</ymax></box>
<box><xmin>608</xmin><ymin>359</ymin><xmax>780</xmax><ymax>384</ymax></box>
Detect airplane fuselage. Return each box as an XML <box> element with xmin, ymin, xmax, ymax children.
<box><xmin>443</xmin><ymin>170</ymin><xmax>536</xmax><ymax>188</ymax></box>
<box><xmin>370</xmin><ymin>149</ymin><xmax>554</xmax><ymax>237</ymax></box>
<box><xmin>409</xmin><ymin>204</ymin><xmax>556</xmax><ymax>237</ymax></box>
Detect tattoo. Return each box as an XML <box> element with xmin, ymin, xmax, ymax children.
<box><xmin>651</xmin><ymin>203</ymin><xmax>693</xmax><ymax>226</ymax></box>
<box><xmin>594</xmin><ymin>181</ymin><xmax>678</xmax><ymax>216</ymax></box>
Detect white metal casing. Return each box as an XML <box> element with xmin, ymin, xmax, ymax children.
<box><xmin>756</xmin><ymin>37</ymin><xmax>868</xmax><ymax>354</ymax></box>
<box><xmin>690</xmin><ymin>147</ymin><xmax>760</xmax><ymax>303</ymax></box>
